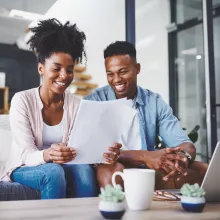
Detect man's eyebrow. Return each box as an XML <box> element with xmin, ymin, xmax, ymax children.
<box><xmin>118</xmin><ymin>67</ymin><xmax>128</xmax><ymax>71</ymax></box>
<box><xmin>106</xmin><ymin>67</ymin><xmax>127</xmax><ymax>72</ymax></box>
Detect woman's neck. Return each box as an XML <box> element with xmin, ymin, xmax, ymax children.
<box><xmin>39</xmin><ymin>86</ymin><xmax>64</xmax><ymax>108</ymax></box>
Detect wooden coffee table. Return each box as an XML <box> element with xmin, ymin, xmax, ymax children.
<box><xmin>0</xmin><ymin>197</ymin><xmax>220</xmax><ymax>219</ymax></box>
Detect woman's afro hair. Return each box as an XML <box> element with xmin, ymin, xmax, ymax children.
<box><xmin>27</xmin><ymin>18</ymin><xmax>86</xmax><ymax>64</ymax></box>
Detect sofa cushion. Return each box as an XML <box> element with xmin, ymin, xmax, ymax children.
<box><xmin>0</xmin><ymin>129</ymin><xmax>12</xmax><ymax>159</ymax></box>
<box><xmin>0</xmin><ymin>114</ymin><xmax>12</xmax><ymax>178</ymax></box>
<box><xmin>0</xmin><ymin>130</ymin><xmax>12</xmax><ymax>177</ymax></box>
<box><xmin>0</xmin><ymin>115</ymin><xmax>10</xmax><ymax>131</ymax></box>
<box><xmin>0</xmin><ymin>182</ymin><xmax>40</xmax><ymax>201</ymax></box>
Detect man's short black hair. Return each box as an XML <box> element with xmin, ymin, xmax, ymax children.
<box><xmin>104</xmin><ymin>41</ymin><xmax>136</xmax><ymax>60</ymax></box>
<box><xmin>27</xmin><ymin>18</ymin><xmax>86</xmax><ymax>64</ymax></box>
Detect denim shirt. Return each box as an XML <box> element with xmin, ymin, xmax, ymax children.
<box><xmin>85</xmin><ymin>85</ymin><xmax>191</xmax><ymax>151</ymax></box>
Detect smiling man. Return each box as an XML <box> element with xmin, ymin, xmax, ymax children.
<box><xmin>85</xmin><ymin>41</ymin><xmax>207</xmax><ymax>189</ymax></box>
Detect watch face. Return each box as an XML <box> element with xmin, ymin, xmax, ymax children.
<box><xmin>186</xmin><ymin>152</ymin><xmax>192</xmax><ymax>160</ymax></box>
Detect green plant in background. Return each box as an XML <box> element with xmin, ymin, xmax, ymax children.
<box><xmin>155</xmin><ymin>125</ymin><xmax>200</xmax><ymax>149</ymax></box>
<box><xmin>181</xmin><ymin>183</ymin><xmax>206</xmax><ymax>197</ymax></box>
<box><xmin>99</xmin><ymin>184</ymin><xmax>125</xmax><ymax>203</ymax></box>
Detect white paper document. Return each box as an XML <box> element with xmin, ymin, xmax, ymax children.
<box><xmin>67</xmin><ymin>99</ymin><xmax>141</xmax><ymax>164</ymax></box>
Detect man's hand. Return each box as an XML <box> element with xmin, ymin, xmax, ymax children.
<box><xmin>162</xmin><ymin>147</ymin><xmax>188</xmax><ymax>181</ymax></box>
<box><xmin>103</xmin><ymin>143</ymin><xmax>122</xmax><ymax>164</ymax></box>
<box><xmin>43</xmin><ymin>143</ymin><xmax>77</xmax><ymax>164</ymax></box>
<box><xmin>144</xmin><ymin>149</ymin><xmax>175</xmax><ymax>175</ymax></box>
<box><xmin>144</xmin><ymin>147</ymin><xmax>188</xmax><ymax>181</ymax></box>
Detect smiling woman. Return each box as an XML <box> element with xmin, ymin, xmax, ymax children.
<box><xmin>0</xmin><ymin>18</ymin><xmax>99</xmax><ymax>199</ymax></box>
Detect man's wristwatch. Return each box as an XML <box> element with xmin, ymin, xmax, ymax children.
<box><xmin>180</xmin><ymin>150</ymin><xmax>193</xmax><ymax>164</ymax></box>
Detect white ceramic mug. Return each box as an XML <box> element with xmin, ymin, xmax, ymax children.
<box><xmin>112</xmin><ymin>169</ymin><xmax>155</xmax><ymax>211</ymax></box>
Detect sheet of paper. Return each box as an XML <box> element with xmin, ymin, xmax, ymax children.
<box><xmin>67</xmin><ymin>99</ymin><xmax>141</xmax><ymax>164</ymax></box>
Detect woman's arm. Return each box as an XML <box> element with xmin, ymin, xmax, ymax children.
<box><xmin>10</xmin><ymin>93</ymin><xmax>46</xmax><ymax>166</ymax></box>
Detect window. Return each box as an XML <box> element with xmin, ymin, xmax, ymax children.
<box><xmin>169</xmin><ymin>0</ymin><xmax>220</xmax><ymax>161</ymax></box>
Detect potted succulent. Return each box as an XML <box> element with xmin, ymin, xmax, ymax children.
<box><xmin>180</xmin><ymin>183</ymin><xmax>206</xmax><ymax>213</ymax></box>
<box><xmin>99</xmin><ymin>184</ymin><xmax>126</xmax><ymax>219</ymax></box>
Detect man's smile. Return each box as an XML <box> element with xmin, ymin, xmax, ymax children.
<box><xmin>114</xmin><ymin>84</ymin><xmax>126</xmax><ymax>92</ymax></box>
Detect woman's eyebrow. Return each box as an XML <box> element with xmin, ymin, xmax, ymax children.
<box><xmin>52</xmin><ymin>62</ymin><xmax>61</xmax><ymax>66</ymax></box>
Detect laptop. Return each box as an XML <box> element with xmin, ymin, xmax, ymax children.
<box><xmin>201</xmin><ymin>141</ymin><xmax>220</xmax><ymax>202</ymax></box>
<box><xmin>161</xmin><ymin>142</ymin><xmax>220</xmax><ymax>202</ymax></box>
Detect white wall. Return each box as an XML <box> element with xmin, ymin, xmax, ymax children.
<box><xmin>136</xmin><ymin>0</ymin><xmax>170</xmax><ymax>102</ymax></box>
<box><xmin>45</xmin><ymin>0</ymin><xmax>125</xmax><ymax>87</ymax></box>
<box><xmin>45</xmin><ymin>0</ymin><xmax>170</xmax><ymax>102</ymax></box>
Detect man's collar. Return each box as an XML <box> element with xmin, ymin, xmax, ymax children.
<box><xmin>107</xmin><ymin>85</ymin><xmax>144</xmax><ymax>105</ymax></box>
<box><xmin>136</xmin><ymin>86</ymin><xmax>144</xmax><ymax>106</ymax></box>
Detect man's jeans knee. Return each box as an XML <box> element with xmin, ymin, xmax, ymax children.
<box><xmin>62</xmin><ymin>164</ymin><xmax>98</xmax><ymax>197</ymax></box>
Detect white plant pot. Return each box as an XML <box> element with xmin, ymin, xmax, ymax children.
<box><xmin>181</xmin><ymin>196</ymin><xmax>206</xmax><ymax>213</ymax></box>
<box><xmin>99</xmin><ymin>200</ymin><xmax>126</xmax><ymax>219</ymax></box>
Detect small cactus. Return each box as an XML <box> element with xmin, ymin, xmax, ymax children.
<box><xmin>99</xmin><ymin>184</ymin><xmax>125</xmax><ymax>203</ymax></box>
<box><xmin>181</xmin><ymin>183</ymin><xmax>206</xmax><ymax>197</ymax></box>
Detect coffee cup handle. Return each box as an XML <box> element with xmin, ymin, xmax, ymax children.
<box><xmin>112</xmin><ymin>171</ymin><xmax>124</xmax><ymax>187</ymax></box>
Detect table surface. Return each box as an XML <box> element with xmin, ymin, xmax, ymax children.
<box><xmin>0</xmin><ymin>197</ymin><xmax>220</xmax><ymax>220</ymax></box>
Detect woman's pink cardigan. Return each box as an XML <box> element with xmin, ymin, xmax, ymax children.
<box><xmin>1</xmin><ymin>87</ymin><xmax>80</xmax><ymax>181</ymax></box>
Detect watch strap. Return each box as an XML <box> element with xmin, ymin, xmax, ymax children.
<box><xmin>180</xmin><ymin>150</ymin><xmax>193</xmax><ymax>164</ymax></box>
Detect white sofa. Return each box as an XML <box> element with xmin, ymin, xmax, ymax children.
<box><xmin>0</xmin><ymin>114</ymin><xmax>12</xmax><ymax>177</ymax></box>
<box><xmin>0</xmin><ymin>115</ymin><xmax>40</xmax><ymax>200</ymax></box>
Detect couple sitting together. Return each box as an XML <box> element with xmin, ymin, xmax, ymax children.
<box><xmin>1</xmin><ymin>18</ymin><xmax>208</xmax><ymax>199</ymax></box>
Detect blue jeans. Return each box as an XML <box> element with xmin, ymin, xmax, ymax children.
<box><xmin>11</xmin><ymin>163</ymin><xmax>98</xmax><ymax>199</ymax></box>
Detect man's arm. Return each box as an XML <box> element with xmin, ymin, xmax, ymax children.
<box><xmin>118</xmin><ymin>94</ymin><xmax>196</xmax><ymax>177</ymax></box>
<box><xmin>118</xmin><ymin>148</ymin><xmax>187</xmax><ymax>177</ymax></box>
<box><xmin>118</xmin><ymin>150</ymin><xmax>164</xmax><ymax>166</ymax></box>
<box><xmin>156</xmin><ymin>95</ymin><xmax>196</xmax><ymax>160</ymax></box>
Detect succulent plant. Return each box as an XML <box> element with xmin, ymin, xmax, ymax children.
<box><xmin>181</xmin><ymin>183</ymin><xmax>206</xmax><ymax>197</ymax></box>
<box><xmin>99</xmin><ymin>184</ymin><xmax>125</xmax><ymax>203</ymax></box>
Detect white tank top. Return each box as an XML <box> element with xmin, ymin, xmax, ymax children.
<box><xmin>42</xmin><ymin>117</ymin><xmax>63</xmax><ymax>149</ymax></box>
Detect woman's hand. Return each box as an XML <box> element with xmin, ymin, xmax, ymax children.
<box><xmin>43</xmin><ymin>143</ymin><xmax>77</xmax><ymax>164</ymax></box>
<box><xmin>103</xmin><ymin>143</ymin><xmax>122</xmax><ymax>164</ymax></box>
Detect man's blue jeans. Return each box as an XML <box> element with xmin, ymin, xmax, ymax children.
<box><xmin>11</xmin><ymin>163</ymin><xmax>98</xmax><ymax>199</ymax></box>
